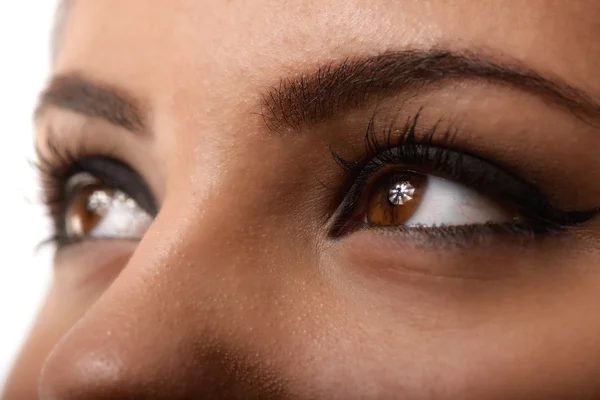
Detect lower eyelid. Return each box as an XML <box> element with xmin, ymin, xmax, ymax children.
<box><xmin>53</xmin><ymin>240</ymin><xmax>137</xmax><ymax>287</ymax></box>
<box><xmin>334</xmin><ymin>229</ymin><xmax>536</xmax><ymax>282</ymax></box>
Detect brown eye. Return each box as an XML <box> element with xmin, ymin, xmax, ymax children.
<box><xmin>65</xmin><ymin>183</ymin><xmax>115</xmax><ymax>238</ymax></box>
<box><xmin>63</xmin><ymin>173</ymin><xmax>153</xmax><ymax>241</ymax></box>
<box><xmin>366</xmin><ymin>171</ymin><xmax>428</xmax><ymax>226</ymax></box>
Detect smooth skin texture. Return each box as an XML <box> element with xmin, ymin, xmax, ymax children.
<box><xmin>4</xmin><ymin>0</ymin><xmax>600</xmax><ymax>398</ymax></box>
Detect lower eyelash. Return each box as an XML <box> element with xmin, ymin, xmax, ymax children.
<box><xmin>372</xmin><ymin>222</ymin><xmax>540</xmax><ymax>248</ymax></box>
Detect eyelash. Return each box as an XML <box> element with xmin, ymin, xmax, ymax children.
<box><xmin>35</xmin><ymin>137</ymin><xmax>91</xmax><ymax>246</ymax></box>
<box><xmin>35</xmin><ymin>133</ymin><xmax>156</xmax><ymax>247</ymax></box>
<box><xmin>328</xmin><ymin>110</ymin><xmax>600</xmax><ymax>239</ymax></box>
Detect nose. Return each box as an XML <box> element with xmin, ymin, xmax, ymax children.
<box><xmin>37</xmin><ymin>201</ymin><xmax>295</xmax><ymax>399</ymax></box>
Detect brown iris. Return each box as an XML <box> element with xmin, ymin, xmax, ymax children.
<box><xmin>65</xmin><ymin>184</ymin><xmax>114</xmax><ymax>238</ymax></box>
<box><xmin>366</xmin><ymin>171</ymin><xmax>427</xmax><ymax>226</ymax></box>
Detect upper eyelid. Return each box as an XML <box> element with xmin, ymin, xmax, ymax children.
<box><xmin>331</xmin><ymin>110</ymin><xmax>568</xmax><ymax>207</ymax></box>
<box><xmin>72</xmin><ymin>158</ymin><xmax>158</xmax><ymax>216</ymax></box>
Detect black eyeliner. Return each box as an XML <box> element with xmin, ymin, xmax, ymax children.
<box><xmin>329</xmin><ymin>110</ymin><xmax>600</xmax><ymax>238</ymax></box>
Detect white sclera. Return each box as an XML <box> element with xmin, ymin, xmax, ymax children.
<box><xmin>87</xmin><ymin>190</ymin><xmax>153</xmax><ymax>239</ymax></box>
<box><xmin>404</xmin><ymin>176</ymin><xmax>509</xmax><ymax>227</ymax></box>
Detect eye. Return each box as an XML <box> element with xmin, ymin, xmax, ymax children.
<box><xmin>37</xmin><ymin>154</ymin><xmax>158</xmax><ymax>247</ymax></box>
<box><xmin>329</xmin><ymin>113</ymin><xmax>599</xmax><ymax>239</ymax></box>
<box><xmin>64</xmin><ymin>172</ymin><xmax>153</xmax><ymax>241</ymax></box>
<box><xmin>362</xmin><ymin>169</ymin><xmax>515</xmax><ymax>227</ymax></box>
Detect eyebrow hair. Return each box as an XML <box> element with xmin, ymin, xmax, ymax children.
<box><xmin>36</xmin><ymin>49</ymin><xmax>600</xmax><ymax>136</ymax></box>
<box><xmin>261</xmin><ymin>49</ymin><xmax>600</xmax><ymax>132</ymax></box>
<box><xmin>36</xmin><ymin>74</ymin><xmax>145</xmax><ymax>132</ymax></box>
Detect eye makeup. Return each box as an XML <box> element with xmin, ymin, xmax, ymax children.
<box><xmin>328</xmin><ymin>110</ymin><xmax>600</xmax><ymax>239</ymax></box>
<box><xmin>35</xmin><ymin>134</ymin><xmax>157</xmax><ymax>247</ymax></box>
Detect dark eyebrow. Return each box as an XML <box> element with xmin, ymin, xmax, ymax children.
<box><xmin>261</xmin><ymin>49</ymin><xmax>600</xmax><ymax>132</ymax></box>
<box><xmin>35</xmin><ymin>74</ymin><xmax>145</xmax><ymax>132</ymax></box>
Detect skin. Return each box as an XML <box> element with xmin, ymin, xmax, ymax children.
<box><xmin>4</xmin><ymin>0</ymin><xmax>600</xmax><ymax>398</ymax></box>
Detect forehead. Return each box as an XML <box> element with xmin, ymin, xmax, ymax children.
<box><xmin>55</xmin><ymin>0</ymin><xmax>600</xmax><ymax>110</ymax></box>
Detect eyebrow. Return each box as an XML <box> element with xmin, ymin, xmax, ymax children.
<box><xmin>36</xmin><ymin>74</ymin><xmax>145</xmax><ymax>132</ymax></box>
<box><xmin>37</xmin><ymin>49</ymin><xmax>600</xmax><ymax>135</ymax></box>
<box><xmin>261</xmin><ymin>49</ymin><xmax>600</xmax><ymax>132</ymax></box>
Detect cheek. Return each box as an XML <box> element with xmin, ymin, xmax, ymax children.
<box><xmin>7</xmin><ymin>204</ymin><xmax>600</xmax><ymax>399</ymax></box>
<box><xmin>312</xmin><ymin>237</ymin><xmax>600</xmax><ymax>397</ymax></box>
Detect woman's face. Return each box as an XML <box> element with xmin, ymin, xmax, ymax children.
<box><xmin>4</xmin><ymin>0</ymin><xmax>600</xmax><ymax>398</ymax></box>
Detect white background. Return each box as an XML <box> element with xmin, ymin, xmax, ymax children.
<box><xmin>0</xmin><ymin>2</ymin><xmax>56</xmax><ymax>389</ymax></box>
